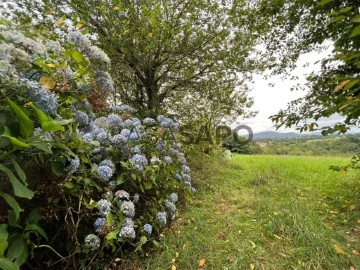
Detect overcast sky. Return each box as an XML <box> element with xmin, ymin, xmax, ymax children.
<box><xmin>234</xmin><ymin>48</ymin><xmax>354</xmax><ymax>133</ymax></box>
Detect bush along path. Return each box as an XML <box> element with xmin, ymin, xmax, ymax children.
<box><xmin>0</xmin><ymin>25</ymin><xmax>194</xmax><ymax>269</ymax></box>
<box><xmin>142</xmin><ymin>154</ymin><xmax>360</xmax><ymax>269</ymax></box>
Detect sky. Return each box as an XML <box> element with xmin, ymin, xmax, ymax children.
<box><xmin>234</xmin><ymin>48</ymin><xmax>352</xmax><ymax>134</ymax></box>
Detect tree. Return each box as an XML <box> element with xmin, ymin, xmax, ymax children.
<box><xmin>254</xmin><ymin>0</ymin><xmax>360</xmax><ymax>134</ymax></box>
<box><xmin>11</xmin><ymin>0</ymin><xmax>270</xmax><ymax>122</ymax></box>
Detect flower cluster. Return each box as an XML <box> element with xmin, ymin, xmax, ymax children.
<box><xmin>130</xmin><ymin>154</ymin><xmax>148</xmax><ymax>172</ymax></box>
<box><xmin>68</xmin><ymin>31</ymin><xmax>113</xmax><ymax>92</ymax></box>
<box><xmin>1</xmin><ymin>26</ymin><xmax>195</xmax><ymax>253</ymax></box>
<box><xmin>84</xmin><ymin>234</ymin><xmax>101</xmax><ymax>251</ymax></box>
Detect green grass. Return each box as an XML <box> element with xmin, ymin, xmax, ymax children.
<box><xmin>141</xmin><ymin>154</ymin><xmax>360</xmax><ymax>270</ymax></box>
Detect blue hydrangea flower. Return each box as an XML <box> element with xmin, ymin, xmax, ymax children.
<box><xmin>175</xmin><ymin>173</ymin><xmax>182</xmax><ymax>181</ymax></box>
<box><xmin>96</xmin><ymin>131</ymin><xmax>109</xmax><ymax>144</ymax></box>
<box><xmin>170</xmin><ymin>193</ymin><xmax>178</xmax><ymax>203</ymax></box>
<box><xmin>156</xmin><ymin>140</ymin><xmax>166</xmax><ymax>152</ymax></box>
<box><xmin>93</xmin><ymin>217</ymin><xmax>106</xmax><ymax>232</ymax></box>
<box><xmin>112</xmin><ymin>104</ymin><xmax>136</xmax><ymax>113</ymax></box>
<box><xmin>108</xmin><ymin>181</ymin><xmax>116</xmax><ymax>191</ymax></box>
<box><xmin>107</xmin><ymin>113</ymin><xmax>123</xmax><ymax>128</ymax></box>
<box><xmin>68</xmin><ymin>157</ymin><xmax>80</xmax><ymax>174</ymax></box>
<box><xmin>157</xmin><ymin>115</ymin><xmax>166</xmax><ymax>122</ymax></box>
<box><xmin>164</xmin><ymin>199</ymin><xmax>176</xmax><ymax>213</ymax></box>
<box><xmin>84</xmin><ymin>234</ymin><xmax>101</xmax><ymax>251</ymax></box>
<box><xmin>75</xmin><ymin>111</ymin><xmax>89</xmax><ymax>126</ymax></box>
<box><xmin>150</xmin><ymin>157</ymin><xmax>161</xmax><ymax>164</ymax></box>
<box><xmin>97</xmin><ymin>165</ymin><xmax>114</xmax><ymax>182</ymax></box>
<box><xmin>94</xmin><ymin>117</ymin><xmax>109</xmax><ymax>129</ymax></box>
<box><xmin>120</xmin><ymin>218</ymin><xmax>136</xmax><ymax>240</ymax></box>
<box><xmin>130</xmin><ymin>146</ymin><xmax>141</xmax><ymax>155</ymax></box>
<box><xmin>133</xmin><ymin>194</ymin><xmax>139</xmax><ymax>203</ymax></box>
<box><xmin>98</xmin><ymin>199</ymin><xmax>112</xmax><ymax>216</ymax></box>
<box><xmin>164</xmin><ymin>156</ymin><xmax>172</xmax><ymax>164</ymax></box>
<box><xmin>143</xmin><ymin>117</ymin><xmax>156</xmax><ymax>125</ymax></box>
<box><xmin>119</xmin><ymin>201</ymin><xmax>135</xmax><ymax>218</ymax></box>
<box><xmin>120</xmin><ymin>128</ymin><xmax>131</xmax><ymax>138</ymax></box>
<box><xmin>129</xmin><ymin>132</ymin><xmax>140</xmax><ymax>141</ymax></box>
<box><xmin>178</xmin><ymin>156</ymin><xmax>187</xmax><ymax>164</ymax></box>
<box><xmin>82</xmin><ymin>133</ymin><xmax>93</xmax><ymax>141</ymax></box>
<box><xmin>119</xmin><ymin>225</ymin><xmax>136</xmax><ymax>240</ymax></box>
<box><xmin>27</xmin><ymin>80</ymin><xmax>58</xmax><ymax>115</ymax></box>
<box><xmin>156</xmin><ymin>211</ymin><xmax>167</xmax><ymax>227</ymax></box>
<box><xmin>99</xmin><ymin>159</ymin><xmax>115</xmax><ymax>170</ymax></box>
<box><xmin>115</xmin><ymin>190</ymin><xmax>130</xmax><ymax>200</ymax></box>
<box><xmin>124</xmin><ymin>119</ymin><xmax>135</xmax><ymax>128</ymax></box>
<box><xmin>169</xmin><ymin>148</ymin><xmax>180</xmax><ymax>156</ymax></box>
<box><xmin>130</xmin><ymin>154</ymin><xmax>148</xmax><ymax>172</ymax></box>
<box><xmin>182</xmin><ymin>165</ymin><xmax>190</xmax><ymax>174</ymax></box>
<box><xmin>143</xmin><ymin>224</ymin><xmax>152</xmax><ymax>234</ymax></box>
<box><xmin>111</xmin><ymin>134</ymin><xmax>127</xmax><ymax>146</ymax></box>
<box><xmin>94</xmin><ymin>71</ymin><xmax>114</xmax><ymax>92</ymax></box>
<box><xmin>182</xmin><ymin>173</ymin><xmax>191</xmax><ymax>182</ymax></box>
<box><xmin>123</xmin><ymin>218</ymin><xmax>134</xmax><ymax>228</ymax></box>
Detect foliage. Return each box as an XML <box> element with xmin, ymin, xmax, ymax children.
<box><xmin>0</xmin><ymin>23</ymin><xmax>194</xmax><ymax>269</ymax></box>
<box><xmin>9</xmin><ymin>0</ymin><xmax>278</xmax><ymax>125</ymax></box>
<box><xmin>265</xmin><ymin>0</ymin><xmax>360</xmax><ymax>135</ymax></box>
<box><xmin>261</xmin><ymin>134</ymin><xmax>360</xmax><ymax>156</ymax></box>
<box><xmin>222</xmin><ymin>137</ymin><xmax>263</xmax><ymax>155</ymax></box>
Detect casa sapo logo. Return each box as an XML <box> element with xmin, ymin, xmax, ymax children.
<box><xmin>178</xmin><ymin>125</ymin><xmax>253</xmax><ymax>145</ymax></box>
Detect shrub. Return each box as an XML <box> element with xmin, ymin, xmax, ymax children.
<box><xmin>0</xmin><ymin>24</ymin><xmax>194</xmax><ymax>269</ymax></box>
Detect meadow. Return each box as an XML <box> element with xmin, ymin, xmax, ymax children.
<box><xmin>141</xmin><ymin>154</ymin><xmax>360</xmax><ymax>269</ymax></box>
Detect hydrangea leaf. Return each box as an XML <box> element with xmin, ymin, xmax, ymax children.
<box><xmin>0</xmin><ymin>224</ymin><xmax>8</xmax><ymax>257</ymax></box>
<box><xmin>0</xmin><ymin>192</ymin><xmax>23</xmax><ymax>221</ymax></box>
<box><xmin>6</xmin><ymin>98</ymin><xmax>33</xmax><ymax>139</ymax></box>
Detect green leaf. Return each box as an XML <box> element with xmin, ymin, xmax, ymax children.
<box><xmin>11</xmin><ymin>159</ymin><xmax>26</xmax><ymax>184</ymax></box>
<box><xmin>6</xmin><ymin>238</ymin><xmax>28</xmax><ymax>266</ymax></box>
<box><xmin>328</xmin><ymin>16</ymin><xmax>346</xmax><ymax>24</ymax></box>
<box><xmin>105</xmin><ymin>231</ymin><xmax>117</xmax><ymax>240</ymax></box>
<box><xmin>344</xmin><ymin>79</ymin><xmax>360</xmax><ymax>90</ymax></box>
<box><xmin>41</xmin><ymin>121</ymin><xmax>64</xmax><ymax>132</ymax></box>
<box><xmin>1</xmin><ymin>135</ymin><xmax>30</xmax><ymax>148</ymax></box>
<box><xmin>0</xmin><ymin>257</ymin><xmax>19</xmax><ymax>270</ymax></box>
<box><xmin>29</xmin><ymin>103</ymin><xmax>51</xmax><ymax>124</ymax></box>
<box><xmin>140</xmin><ymin>236</ymin><xmax>147</xmax><ymax>244</ymax></box>
<box><xmin>30</xmin><ymin>142</ymin><xmax>52</xmax><ymax>154</ymax></box>
<box><xmin>0</xmin><ymin>224</ymin><xmax>8</xmax><ymax>257</ymax></box>
<box><xmin>65</xmin><ymin>50</ymin><xmax>88</xmax><ymax>65</ymax></box>
<box><xmin>7</xmin><ymin>98</ymin><xmax>33</xmax><ymax>139</ymax></box>
<box><xmin>144</xmin><ymin>181</ymin><xmax>153</xmax><ymax>190</ymax></box>
<box><xmin>352</xmin><ymin>15</ymin><xmax>360</xmax><ymax>22</ymax></box>
<box><xmin>7</xmin><ymin>211</ymin><xmax>20</xmax><ymax>228</ymax></box>
<box><xmin>350</xmin><ymin>25</ymin><xmax>360</xmax><ymax>37</ymax></box>
<box><xmin>27</xmin><ymin>209</ymin><xmax>41</xmax><ymax>225</ymax></box>
<box><xmin>106</xmin><ymin>213</ymin><xmax>114</xmax><ymax>227</ymax></box>
<box><xmin>0</xmin><ymin>192</ymin><xmax>22</xmax><ymax>221</ymax></box>
<box><xmin>317</xmin><ymin>0</ymin><xmax>334</xmax><ymax>6</ymax></box>
<box><xmin>338</xmin><ymin>7</ymin><xmax>352</xmax><ymax>13</ymax></box>
<box><xmin>24</xmin><ymin>224</ymin><xmax>48</xmax><ymax>240</ymax></box>
<box><xmin>0</xmin><ymin>165</ymin><xmax>34</xmax><ymax>199</ymax></box>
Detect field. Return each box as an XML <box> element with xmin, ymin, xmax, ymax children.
<box><xmin>141</xmin><ymin>155</ymin><xmax>360</xmax><ymax>269</ymax></box>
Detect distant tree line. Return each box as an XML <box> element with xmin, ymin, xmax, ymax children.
<box><xmin>223</xmin><ymin>134</ymin><xmax>360</xmax><ymax>156</ymax></box>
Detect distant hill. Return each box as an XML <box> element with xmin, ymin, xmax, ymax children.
<box><xmin>251</xmin><ymin>131</ymin><xmax>321</xmax><ymax>140</ymax></box>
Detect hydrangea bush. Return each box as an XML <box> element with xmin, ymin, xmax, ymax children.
<box><xmin>0</xmin><ymin>23</ymin><xmax>194</xmax><ymax>268</ymax></box>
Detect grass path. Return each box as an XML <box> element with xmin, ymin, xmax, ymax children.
<box><xmin>142</xmin><ymin>155</ymin><xmax>360</xmax><ymax>270</ymax></box>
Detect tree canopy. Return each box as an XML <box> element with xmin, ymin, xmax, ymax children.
<box><xmin>258</xmin><ymin>0</ymin><xmax>360</xmax><ymax>134</ymax></box>
<box><xmin>10</xmin><ymin>0</ymin><xmax>276</xmax><ymax>125</ymax></box>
